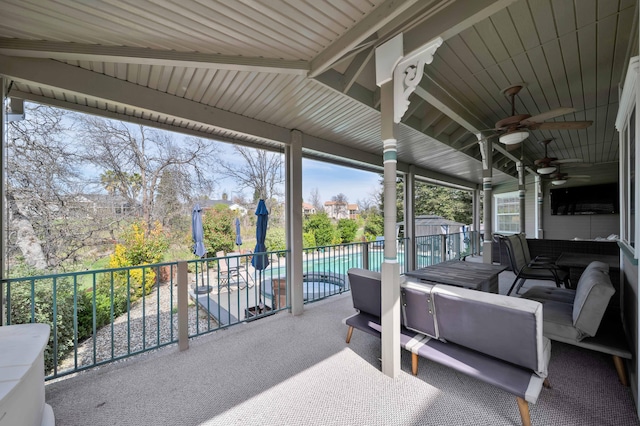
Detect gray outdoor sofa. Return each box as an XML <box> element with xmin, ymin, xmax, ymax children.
<box><xmin>344</xmin><ymin>268</ymin><xmax>551</xmax><ymax>426</ymax></box>
<box><xmin>520</xmin><ymin>260</ymin><xmax>632</xmax><ymax>385</ymax></box>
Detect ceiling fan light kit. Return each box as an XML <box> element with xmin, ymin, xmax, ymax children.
<box><xmin>537</xmin><ymin>165</ymin><xmax>557</xmax><ymax>174</ymax></box>
<box><xmin>499</xmin><ymin>129</ymin><xmax>529</xmax><ymax>145</ymax></box>
<box><xmin>552</xmin><ymin>179</ymin><xmax>567</xmax><ymax>185</ymax></box>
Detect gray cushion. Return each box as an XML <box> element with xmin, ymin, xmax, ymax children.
<box><xmin>347</xmin><ymin>268</ymin><xmax>381</xmax><ymax>318</ymax></box>
<box><xmin>534</xmin><ymin>299</ymin><xmax>583</xmax><ymax>341</ymax></box>
<box><xmin>521</xmin><ymin>287</ymin><xmax>576</xmax><ymax>305</ymax></box>
<box><xmin>572</xmin><ymin>261</ymin><xmax>615</xmax><ymax>338</ymax></box>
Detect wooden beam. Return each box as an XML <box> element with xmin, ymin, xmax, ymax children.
<box><xmin>0</xmin><ymin>39</ymin><xmax>309</xmax><ymax>75</ymax></box>
<box><xmin>342</xmin><ymin>47</ymin><xmax>375</xmax><ymax>93</ymax></box>
<box><xmin>309</xmin><ymin>0</ymin><xmax>420</xmax><ymax>77</ymax></box>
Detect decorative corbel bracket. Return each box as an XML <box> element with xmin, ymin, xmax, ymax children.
<box><xmin>393</xmin><ymin>37</ymin><xmax>443</xmax><ymax>123</ymax></box>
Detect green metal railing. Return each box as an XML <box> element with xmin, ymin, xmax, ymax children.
<box><xmin>0</xmin><ymin>231</ymin><xmax>479</xmax><ymax>380</ymax></box>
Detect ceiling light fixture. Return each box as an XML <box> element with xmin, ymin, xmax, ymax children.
<box><xmin>499</xmin><ymin>129</ymin><xmax>529</xmax><ymax>145</ymax></box>
<box><xmin>537</xmin><ymin>165</ymin><xmax>557</xmax><ymax>174</ymax></box>
<box><xmin>552</xmin><ymin>179</ymin><xmax>567</xmax><ymax>186</ymax></box>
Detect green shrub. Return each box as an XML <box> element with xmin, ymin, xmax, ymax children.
<box><xmin>8</xmin><ymin>277</ymin><xmax>76</xmax><ymax>373</ymax></box>
<box><xmin>202</xmin><ymin>206</ymin><xmax>236</xmax><ymax>255</ymax></box>
<box><xmin>265</xmin><ymin>227</ymin><xmax>286</xmax><ymax>255</ymax></box>
<box><xmin>304</xmin><ymin>213</ymin><xmax>336</xmax><ymax>247</ymax></box>
<box><xmin>303</xmin><ymin>231</ymin><xmax>316</xmax><ymax>252</ymax></box>
<box><xmin>337</xmin><ymin>219</ymin><xmax>358</xmax><ymax>243</ymax></box>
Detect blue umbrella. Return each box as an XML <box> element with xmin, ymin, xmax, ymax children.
<box><xmin>251</xmin><ymin>200</ymin><xmax>270</xmax><ymax>270</ymax></box>
<box><xmin>251</xmin><ymin>200</ymin><xmax>269</xmax><ymax>308</ymax></box>
<box><xmin>192</xmin><ymin>204</ymin><xmax>206</xmax><ymax>258</ymax></box>
<box><xmin>235</xmin><ymin>217</ymin><xmax>242</xmax><ymax>247</ymax></box>
<box><xmin>192</xmin><ymin>204</ymin><xmax>210</xmax><ymax>293</ymax></box>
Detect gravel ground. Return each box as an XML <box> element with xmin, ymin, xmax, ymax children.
<box><xmin>58</xmin><ymin>276</ymin><xmax>215</xmax><ymax>373</ymax></box>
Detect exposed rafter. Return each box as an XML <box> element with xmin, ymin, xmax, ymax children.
<box><xmin>0</xmin><ymin>39</ymin><xmax>309</xmax><ymax>75</ymax></box>
<box><xmin>309</xmin><ymin>0</ymin><xmax>421</xmax><ymax>77</ymax></box>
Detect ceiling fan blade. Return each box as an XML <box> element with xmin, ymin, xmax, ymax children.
<box><xmin>566</xmin><ymin>175</ymin><xmax>591</xmax><ymax>179</ymax></box>
<box><xmin>531</xmin><ymin>121</ymin><xmax>593</xmax><ymax>130</ymax></box>
<box><xmin>524</xmin><ymin>107</ymin><xmax>576</xmax><ymax>123</ymax></box>
<box><xmin>552</xmin><ymin>158</ymin><xmax>583</xmax><ymax>164</ymax></box>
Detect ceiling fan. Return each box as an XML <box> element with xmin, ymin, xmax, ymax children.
<box><xmin>547</xmin><ymin>168</ymin><xmax>591</xmax><ymax>186</ymax></box>
<box><xmin>533</xmin><ymin>139</ymin><xmax>585</xmax><ymax>175</ymax></box>
<box><xmin>489</xmin><ymin>84</ymin><xmax>593</xmax><ymax>151</ymax></box>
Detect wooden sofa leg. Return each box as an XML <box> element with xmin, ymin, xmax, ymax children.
<box><xmin>516</xmin><ymin>397</ymin><xmax>532</xmax><ymax>426</ymax></box>
<box><xmin>613</xmin><ymin>355</ymin><xmax>629</xmax><ymax>386</ymax></box>
<box><xmin>543</xmin><ymin>378</ymin><xmax>551</xmax><ymax>388</ymax></box>
<box><xmin>345</xmin><ymin>326</ymin><xmax>354</xmax><ymax>344</ymax></box>
<box><xmin>411</xmin><ymin>353</ymin><xmax>418</xmax><ymax>376</ymax></box>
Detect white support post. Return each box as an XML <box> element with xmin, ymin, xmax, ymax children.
<box><xmin>404</xmin><ymin>168</ymin><xmax>415</xmax><ymax>272</ymax></box>
<box><xmin>287</xmin><ymin>131</ymin><xmax>304</xmax><ymax>315</ymax></box>
<box><xmin>517</xmin><ymin>161</ymin><xmax>526</xmax><ymax>234</ymax></box>
<box><xmin>376</xmin><ymin>33</ymin><xmax>442</xmax><ymax>378</ymax></box>
<box><xmin>535</xmin><ymin>175</ymin><xmax>543</xmax><ymax>239</ymax></box>
<box><xmin>0</xmin><ymin>78</ymin><xmax>5</xmax><ymax>325</ymax></box>
<box><xmin>479</xmin><ymin>139</ymin><xmax>493</xmax><ymax>264</ymax></box>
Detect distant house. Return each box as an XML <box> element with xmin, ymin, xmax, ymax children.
<box><xmin>302</xmin><ymin>202</ymin><xmax>316</xmax><ymax>216</ymax></box>
<box><xmin>324</xmin><ymin>201</ymin><xmax>359</xmax><ymax>220</ymax></box>
<box><xmin>198</xmin><ymin>199</ymin><xmax>248</xmax><ymax>216</ymax></box>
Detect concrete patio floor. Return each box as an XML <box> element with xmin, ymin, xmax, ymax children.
<box><xmin>44</xmin><ymin>264</ymin><xmax>639</xmax><ymax>426</ymax></box>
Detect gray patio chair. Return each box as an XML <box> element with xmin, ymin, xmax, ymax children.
<box><xmin>499</xmin><ymin>234</ymin><xmax>569</xmax><ymax>296</ymax></box>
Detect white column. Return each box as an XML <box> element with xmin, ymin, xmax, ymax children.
<box><xmin>404</xmin><ymin>167</ymin><xmax>415</xmax><ymax>272</ymax></box>
<box><xmin>0</xmin><ymin>78</ymin><xmax>5</xmax><ymax>325</ymax></box>
<box><xmin>286</xmin><ymin>130</ymin><xmax>304</xmax><ymax>315</ymax></box>
<box><xmin>535</xmin><ymin>175</ymin><xmax>543</xmax><ymax>239</ymax></box>
<box><xmin>479</xmin><ymin>139</ymin><xmax>493</xmax><ymax>263</ymax></box>
<box><xmin>517</xmin><ymin>161</ymin><xmax>526</xmax><ymax>234</ymax></box>
<box><xmin>472</xmin><ymin>187</ymin><xmax>481</xmax><ymax>253</ymax></box>
<box><xmin>376</xmin><ymin>33</ymin><xmax>442</xmax><ymax>378</ymax></box>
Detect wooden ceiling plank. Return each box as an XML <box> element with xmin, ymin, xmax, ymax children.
<box><xmin>490</xmin><ymin>7</ymin><xmax>525</xmax><ymax>57</ymax></box>
<box><xmin>528</xmin><ymin>0</ymin><xmax>557</xmax><ymax>45</ymax></box>
<box><xmin>508</xmin><ymin>0</ymin><xmax>540</xmax><ymax>50</ymax></box>
<box><xmin>550</xmin><ymin>0</ymin><xmax>577</xmax><ymax>36</ymax></box>
<box><xmin>578</xmin><ymin>23</ymin><xmax>598</xmax><ymax>112</ymax></box>
<box><xmin>596</xmin><ymin>14</ymin><xmax>618</xmax><ymax>108</ymax></box>
<box><xmin>575</xmin><ymin>0</ymin><xmax>597</xmax><ymax>32</ymax></box>
<box><xmin>542</xmin><ymin>40</ymin><xmax>573</xmax><ymax>109</ymax></box>
<box><xmin>475</xmin><ymin>14</ymin><xmax>511</xmax><ymax>64</ymax></box>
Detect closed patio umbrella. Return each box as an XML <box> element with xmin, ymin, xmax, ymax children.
<box><xmin>192</xmin><ymin>204</ymin><xmax>211</xmax><ymax>294</ymax></box>
<box><xmin>251</xmin><ymin>200</ymin><xmax>270</xmax><ymax>309</ymax></box>
<box><xmin>235</xmin><ymin>217</ymin><xmax>242</xmax><ymax>247</ymax></box>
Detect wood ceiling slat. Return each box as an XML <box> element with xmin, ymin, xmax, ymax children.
<box><xmin>509</xmin><ymin>0</ymin><xmax>540</xmax><ymax>50</ymax></box>
<box><xmin>529</xmin><ymin>0</ymin><xmax>557</xmax><ymax>44</ymax></box>
<box><xmin>542</xmin><ymin>40</ymin><xmax>572</xmax><ymax>109</ymax></box>
<box><xmin>551</xmin><ymin>0</ymin><xmax>577</xmax><ymax>36</ymax></box>
<box><xmin>596</xmin><ymin>14</ymin><xmax>618</xmax><ymax>107</ymax></box>
<box><xmin>578</xmin><ymin>23</ymin><xmax>598</xmax><ymax>111</ymax></box>
<box><xmin>558</xmin><ymin>32</ymin><xmax>585</xmax><ymax>111</ymax></box>
<box><xmin>598</xmin><ymin>0</ymin><xmax>621</xmax><ymax>19</ymax></box>
<box><xmin>201</xmin><ymin>70</ymin><xmax>231</xmax><ymax>105</ymax></box>
<box><xmin>475</xmin><ymin>16</ymin><xmax>510</xmax><ymax>64</ymax></box>
<box><xmin>459</xmin><ymin>27</ymin><xmax>497</xmax><ymax>71</ymax></box>
<box><xmin>491</xmin><ymin>8</ymin><xmax>525</xmax><ymax>57</ymax></box>
<box><xmin>575</xmin><ymin>0</ymin><xmax>597</xmax><ymax>30</ymax></box>
<box><xmin>184</xmin><ymin>68</ymin><xmax>213</xmax><ymax>102</ymax></box>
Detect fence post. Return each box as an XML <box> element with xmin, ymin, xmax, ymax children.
<box><xmin>177</xmin><ymin>261</ymin><xmax>189</xmax><ymax>351</ymax></box>
<box><xmin>362</xmin><ymin>242</ymin><xmax>369</xmax><ymax>270</ymax></box>
<box><xmin>441</xmin><ymin>234</ymin><xmax>447</xmax><ymax>263</ymax></box>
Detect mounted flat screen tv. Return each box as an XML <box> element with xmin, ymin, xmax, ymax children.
<box><xmin>550</xmin><ymin>183</ymin><xmax>619</xmax><ymax>215</ymax></box>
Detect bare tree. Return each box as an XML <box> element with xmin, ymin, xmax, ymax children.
<box><xmin>331</xmin><ymin>193</ymin><xmax>348</xmax><ymax>203</ymax></box>
<box><xmin>309</xmin><ymin>187</ymin><xmax>323</xmax><ymax>212</ymax></box>
<box><xmin>218</xmin><ymin>146</ymin><xmax>284</xmax><ymax>207</ymax></box>
<box><xmin>6</xmin><ymin>105</ymin><xmax>115</xmax><ymax>270</ymax></box>
<box><xmin>76</xmin><ymin>116</ymin><xmax>217</xmax><ymax>228</ymax></box>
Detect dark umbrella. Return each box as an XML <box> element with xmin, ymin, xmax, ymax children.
<box><xmin>192</xmin><ymin>204</ymin><xmax>211</xmax><ymax>294</ymax></box>
<box><xmin>251</xmin><ymin>200</ymin><xmax>270</xmax><ymax>309</ymax></box>
<box><xmin>235</xmin><ymin>217</ymin><xmax>242</xmax><ymax>247</ymax></box>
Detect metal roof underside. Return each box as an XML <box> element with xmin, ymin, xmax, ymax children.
<box><xmin>0</xmin><ymin>0</ymin><xmax>637</xmax><ymax>189</ymax></box>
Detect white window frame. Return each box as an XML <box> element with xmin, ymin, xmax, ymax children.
<box><xmin>494</xmin><ymin>191</ymin><xmax>520</xmax><ymax>234</ymax></box>
<box><xmin>615</xmin><ymin>56</ymin><xmax>640</xmax><ymax>258</ymax></box>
